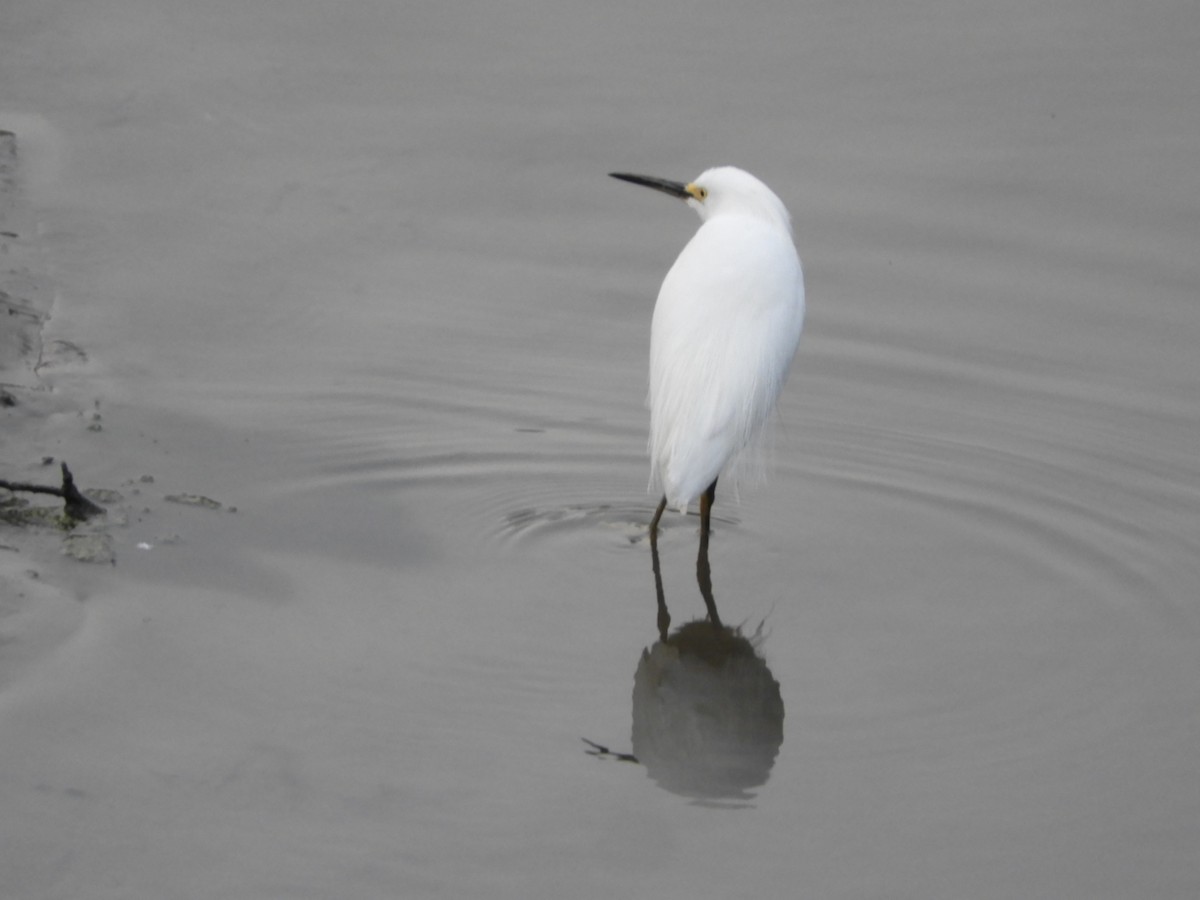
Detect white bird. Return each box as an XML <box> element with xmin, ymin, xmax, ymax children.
<box><xmin>610</xmin><ymin>166</ymin><xmax>805</xmax><ymax>558</ymax></box>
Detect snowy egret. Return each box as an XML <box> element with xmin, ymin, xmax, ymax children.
<box><xmin>610</xmin><ymin>167</ymin><xmax>805</xmax><ymax>565</ymax></box>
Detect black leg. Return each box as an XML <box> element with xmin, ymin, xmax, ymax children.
<box><xmin>699</xmin><ymin>479</ymin><xmax>717</xmax><ymax>547</ymax></box>
<box><xmin>649</xmin><ymin>496</ymin><xmax>670</xmax><ymax>639</ymax></box>
<box><xmin>649</xmin><ymin>495</ymin><xmax>667</xmax><ymax>550</ymax></box>
<box><xmin>697</xmin><ymin>479</ymin><xmax>721</xmax><ymax>626</ymax></box>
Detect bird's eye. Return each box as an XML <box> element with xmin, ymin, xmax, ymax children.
<box><xmin>696</xmin><ymin>187</ymin><xmax>709</xmax><ymax>200</ymax></box>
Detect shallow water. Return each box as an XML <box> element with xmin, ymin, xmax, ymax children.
<box><xmin>2</xmin><ymin>0</ymin><xmax>1198</xmax><ymax>897</ymax></box>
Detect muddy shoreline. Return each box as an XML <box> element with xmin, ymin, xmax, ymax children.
<box><xmin>1</xmin><ymin>128</ymin><xmax>110</xmax><ymax>555</ymax></box>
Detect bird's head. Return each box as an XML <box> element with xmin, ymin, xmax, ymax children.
<box><xmin>610</xmin><ymin>166</ymin><xmax>791</xmax><ymax>231</ymax></box>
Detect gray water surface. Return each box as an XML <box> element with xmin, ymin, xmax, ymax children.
<box><xmin>2</xmin><ymin>1</ymin><xmax>1198</xmax><ymax>897</ymax></box>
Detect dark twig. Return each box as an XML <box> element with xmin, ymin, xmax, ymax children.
<box><xmin>582</xmin><ymin>738</ymin><xmax>638</xmax><ymax>764</ymax></box>
<box><xmin>0</xmin><ymin>461</ymin><xmax>105</xmax><ymax>521</ymax></box>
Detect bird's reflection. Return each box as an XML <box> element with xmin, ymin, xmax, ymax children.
<box><xmin>650</xmin><ymin>505</ymin><xmax>723</xmax><ymax>640</ymax></box>
<box><xmin>631</xmin><ymin>531</ymin><xmax>784</xmax><ymax>801</ymax></box>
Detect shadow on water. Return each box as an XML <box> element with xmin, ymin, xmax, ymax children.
<box><xmin>588</xmin><ymin>535</ymin><xmax>785</xmax><ymax>805</ymax></box>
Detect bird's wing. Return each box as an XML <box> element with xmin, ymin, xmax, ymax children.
<box><xmin>648</xmin><ymin>217</ymin><xmax>804</xmax><ymax>506</ymax></box>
